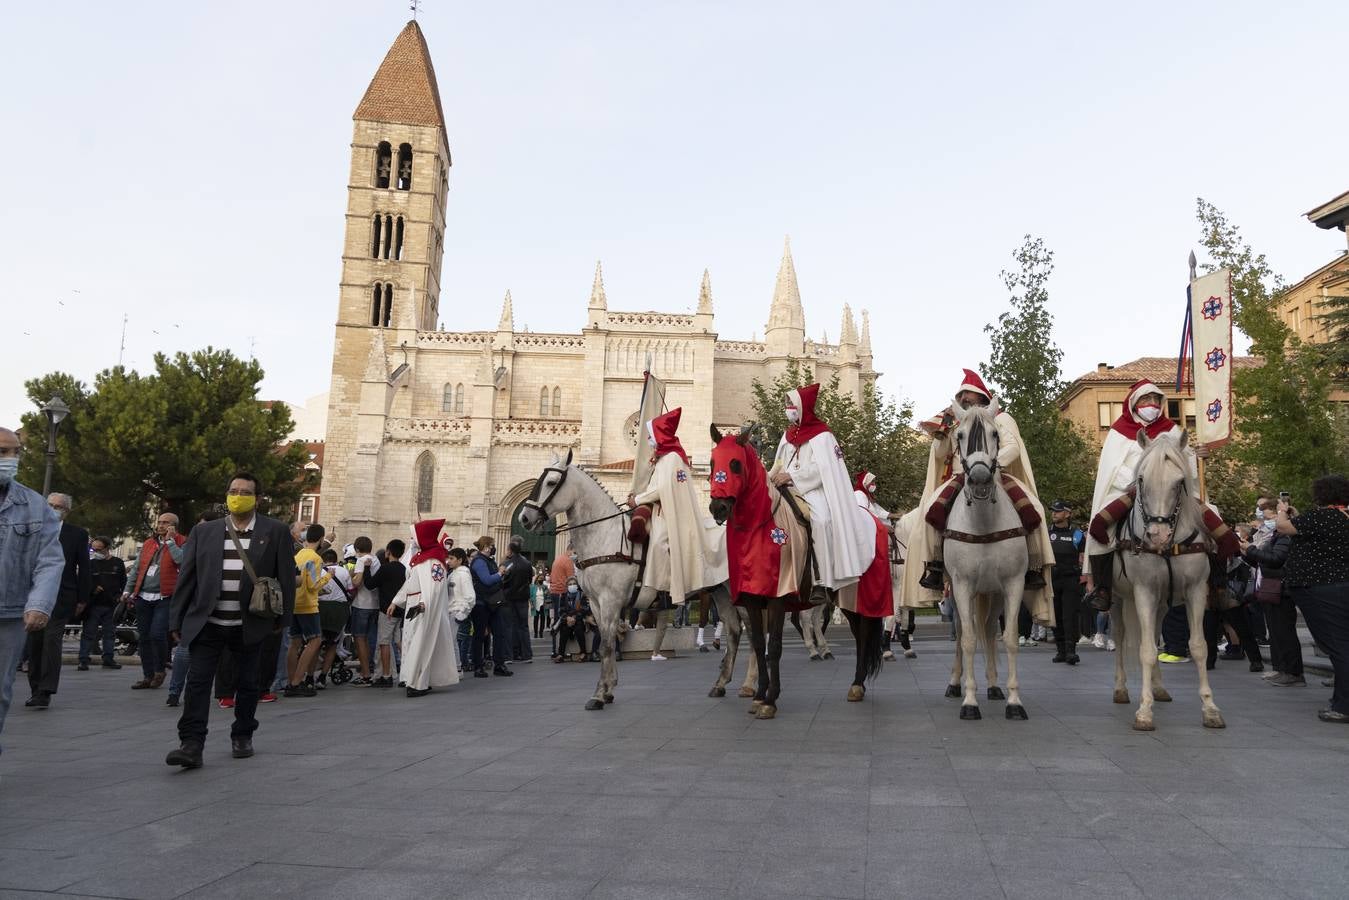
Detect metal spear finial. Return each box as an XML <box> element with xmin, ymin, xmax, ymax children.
<box><xmin>1188</xmin><ymin>250</ymin><xmax>1198</xmax><ymax>281</ymax></box>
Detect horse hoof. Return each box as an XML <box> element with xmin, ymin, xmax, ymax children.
<box><xmin>1152</xmin><ymin>687</ymin><xmax>1173</xmax><ymax>703</ymax></box>
<box><xmin>708</xmin><ymin>686</ymin><xmax>726</xmax><ymax>698</ymax></box>
<box><xmin>603</xmin><ymin>694</ymin><xmax>614</xmax><ymax>704</ymax></box>
<box><xmin>1005</xmin><ymin>704</ymin><xmax>1029</xmax><ymax>721</ymax></box>
<box><xmin>944</xmin><ymin>684</ymin><xmax>962</xmax><ymax>699</ymax></box>
<box><xmin>584</xmin><ymin>699</ymin><xmax>605</xmax><ymax>711</ymax></box>
<box><xmin>846</xmin><ymin>685</ymin><xmax>865</xmax><ymax>702</ymax></box>
<box><xmin>1132</xmin><ymin>717</ymin><xmax>1155</xmax><ymax>732</ymax></box>
<box><xmin>1202</xmin><ymin>711</ymin><xmax>1226</xmax><ymax>729</ymax></box>
<box><xmin>737</xmin><ymin>686</ymin><xmax>756</xmax><ymax>698</ymax></box>
<box><xmin>987</xmin><ymin>686</ymin><xmax>1006</xmax><ymax>701</ymax></box>
<box><xmin>747</xmin><ymin>700</ymin><xmax>764</xmax><ymax>715</ymax></box>
<box><xmin>1113</xmin><ymin>689</ymin><xmax>1130</xmax><ymax>704</ymax></box>
<box><xmin>756</xmin><ymin>704</ymin><xmax>777</xmax><ymax>720</ymax></box>
<box><xmin>959</xmin><ymin>705</ymin><xmax>982</xmax><ymax>721</ymax></box>
<box><xmin>823</xmin><ymin>651</ymin><xmax>834</xmax><ymax>660</ymax></box>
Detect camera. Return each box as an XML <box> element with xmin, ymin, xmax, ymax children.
<box><xmin>1278</xmin><ymin>491</ymin><xmax>1290</xmax><ymax>502</ymax></box>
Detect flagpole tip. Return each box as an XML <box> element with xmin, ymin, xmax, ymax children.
<box><xmin>1188</xmin><ymin>250</ymin><xmax>1198</xmax><ymax>281</ymax></box>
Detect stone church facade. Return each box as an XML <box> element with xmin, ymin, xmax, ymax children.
<box><xmin>322</xmin><ymin>22</ymin><xmax>879</xmax><ymax>558</ymax></box>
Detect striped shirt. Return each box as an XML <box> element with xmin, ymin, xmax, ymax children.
<box><xmin>210</xmin><ymin>517</ymin><xmax>256</xmax><ymax>627</ymax></box>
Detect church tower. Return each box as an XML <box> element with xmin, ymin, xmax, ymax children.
<box><xmin>323</xmin><ymin>21</ymin><xmax>451</xmax><ymax>538</ymax></box>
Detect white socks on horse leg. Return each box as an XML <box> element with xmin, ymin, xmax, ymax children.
<box><xmin>696</xmin><ymin>627</ymin><xmax>705</xmax><ymax>647</ymax></box>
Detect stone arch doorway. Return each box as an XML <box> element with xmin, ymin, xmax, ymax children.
<box><xmin>510</xmin><ymin>499</ymin><xmax>555</xmax><ymax>567</ymax></box>
<box><xmin>492</xmin><ymin>479</ymin><xmax>562</xmax><ymax>568</ymax></box>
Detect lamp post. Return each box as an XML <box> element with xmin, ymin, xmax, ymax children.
<box><xmin>40</xmin><ymin>395</ymin><xmax>70</xmax><ymax>497</ymax></box>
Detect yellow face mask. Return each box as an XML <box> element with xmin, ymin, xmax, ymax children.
<box><xmin>226</xmin><ymin>495</ymin><xmax>256</xmax><ymax>516</ymax></box>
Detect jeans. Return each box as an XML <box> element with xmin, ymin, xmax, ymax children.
<box><xmin>178</xmin><ymin>622</ymin><xmax>262</xmax><ymax>745</ymax></box>
<box><xmin>457</xmin><ymin>619</ymin><xmax>472</xmax><ymax>669</ymax></box>
<box><xmin>471</xmin><ymin>603</ymin><xmax>512</xmax><ymax>670</ymax></box>
<box><xmin>1160</xmin><ymin>604</ymin><xmax>1190</xmax><ymax>656</ymax></box>
<box><xmin>1293</xmin><ymin>582</ymin><xmax>1349</xmax><ymax>713</ymax></box>
<box><xmin>533</xmin><ymin>607</ymin><xmax>548</xmax><ymax>639</ymax></box>
<box><xmin>1203</xmin><ymin>605</ymin><xmax>1264</xmax><ymax>668</ymax></box>
<box><xmin>136</xmin><ymin>596</ymin><xmax>171</xmax><ymax>678</ymax></box>
<box><xmin>80</xmin><ymin>604</ymin><xmax>118</xmax><ymax>663</ymax></box>
<box><xmin>0</xmin><ymin>619</ymin><xmax>29</xmax><ymax>755</ymax></box>
<box><xmin>168</xmin><ymin>644</ymin><xmax>190</xmax><ymax>696</ymax></box>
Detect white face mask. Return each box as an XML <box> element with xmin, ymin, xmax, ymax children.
<box><xmin>1261</xmin><ymin>518</ymin><xmax>1276</xmax><ymax>531</ymax></box>
<box><xmin>785</xmin><ymin>408</ymin><xmax>800</xmax><ymax>424</ymax></box>
<box><xmin>1136</xmin><ymin>405</ymin><xmax>1161</xmax><ymax>424</ymax></box>
<box><xmin>647</xmin><ymin>433</ymin><xmax>658</xmax><ymax>450</ymax></box>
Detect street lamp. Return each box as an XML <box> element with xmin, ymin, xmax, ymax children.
<box><xmin>40</xmin><ymin>395</ymin><xmax>70</xmax><ymax>497</ymax></box>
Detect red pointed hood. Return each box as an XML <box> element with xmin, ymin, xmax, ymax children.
<box><xmin>648</xmin><ymin>407</ymin><xmax>692</xmax><ymax>468</ymax></box>
<box><xmin>957</xmin><ymin>368</ymin><xmax>990</xmax><ymax>401</ymax></box>
<box><xmin>1110</xmin><ymin>379</ymin><xmax>1175</xmax><ymax>440</ymax></box>
<box><xmin>410</xmin><ymin>518</ymin><xmax>448</xmax><ymax>567</ymax></box>
<box><xmin>785</xmin><ymin>383</ymin><xmax>831</xmax><ymax>446</ymax></box>
<box><xmin>854</xmin><ymin>470</ymin><xmax>876</xmax><ymax>493</ymax></box>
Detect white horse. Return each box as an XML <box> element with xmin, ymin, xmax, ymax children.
<box><xmin>518</xmin><ymin>451</ymin><xmax>749</xmax><ymax>709</ymax></box>
<box><xmin>941</xmin><ymin>400</ymin><xmax>1031</xmax><ymax>721</ymax></box>
<box><xmin>1107</xmin><ymin>430</ymin><xmax>1224</xmax><ymax>731</ymax></box>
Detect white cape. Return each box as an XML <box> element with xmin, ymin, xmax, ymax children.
<box><xmin>772</xmin><ymin>431</ymin><xmax>875</xmax><ymax>590</ymax></box>
<box><xmin>634</xmin><ymin>452</ymin><xmax>728</xmax><ymax>602</ymax></box>
<box><xmin>392</xmin><ymin>559</ymin><xmax>474</xmax><ymax>690</ymax></box>
<box><xmin>1088</xmin><ymin>422</ymin><xmax>1199</xmax><ymax>553</ymax></box>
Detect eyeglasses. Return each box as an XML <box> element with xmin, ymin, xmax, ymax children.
<box><xmin>226</xmin><ymin>489</ymin><xmax>256</xmax><ymax>497</ymax></box>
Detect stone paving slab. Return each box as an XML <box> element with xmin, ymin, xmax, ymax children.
<box><xmin>2</xmin><ymin>635</ymin><xmax>1346</xmax><ymax>899</ymax></box>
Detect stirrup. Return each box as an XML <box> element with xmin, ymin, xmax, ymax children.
<box><xmin>919</xmin><ymin>561</ymin><xmax>945</xmax><ymax>591</ymax></box>
<box><xmin>1024</xmin><ymin>570</ymin><xmax>1046</xmax><ymax>590</ymax></box>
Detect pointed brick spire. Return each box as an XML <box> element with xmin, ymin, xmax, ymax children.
<box><xmin>697</xmin><ymin>268</ymin><xmax>713</xmax><ymax>314</ymax></box>
<box><xmin>354</xmin><ymin>21</ymin><xmax>446</xmax><ymax>128</ymax></box>
<box><xmin>498</xmin><ymin>290</ymin><xmax>514</xmax><ymax>331</ymax></box>
<box><xmin>767</xmin><ymin>235</ymin><xmax>805</xmax><ymax>332</ymax></box>
<box><xmin>589</xmin><ymin>261</ymin><xmax>607</xmax><ymax>309</ymax></box>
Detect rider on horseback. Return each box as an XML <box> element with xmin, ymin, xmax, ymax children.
<box><xmin>904</xmin><ymin>369</ymin><xmax>1055</xmax><ymax>625</ymax></box>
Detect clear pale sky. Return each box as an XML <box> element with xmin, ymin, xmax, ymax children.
<box><xmin>3</xmin><ymin>1</ymin><xmax>1346</xmax><ymax>429</ymax></box>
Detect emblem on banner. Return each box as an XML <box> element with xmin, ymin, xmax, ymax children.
<box><xmin>1204</xmin><ymin>347</ymin><xmax>1227</xmax><ymax>372</ymax></box>
<box><xmin>1201</xmin><ymin>296</ymin><xmax>1224</xmax><ymax>321</ymax></box>
<box><xmin>430</xmin><ymin>562</ymin><xmax>446</xmax><ymax>582</ymax></box>
<box><xmin>713</xmin><ymin>471</ymin><xmax>728</xmax><ymax>484</ymax></box>
<box><xmin>1205</xmin><ymin>399</ymin><xmax>1224</xmax><ymax>423</ymax></box>
<box><xmin>770</xmin><ymin>527</ymin><xmax>788</xmax><ymax>545</ymax></box>
<box><xmin>675</xmin><ymin>469</ymin><xmax>688</xmax><ymax>483</ymax></box>
<box><xmin>834</xmin><ymin>445</ymin><xmax>845</xmax><ymax>459</ymax></box>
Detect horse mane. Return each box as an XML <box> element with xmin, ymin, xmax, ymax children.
<box><xmin>1136</xmin><ymin>433</ymin><xmax>1202</xmax><ymax>533</ymax></box>
<box><xmin>568</xmin><ymin>460</ymin><xmax>623</xmax><ymax>512</ymax></box>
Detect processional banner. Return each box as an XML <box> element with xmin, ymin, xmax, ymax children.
<box><xmin>1186</xmin><ymin>268</ymin><xmax>1234</xmax><ymax>447</ymax></box>
<box><xmin>629</xmin><ymin>368</ymin><xmax>667</xmax><ymax>495</ymax></box>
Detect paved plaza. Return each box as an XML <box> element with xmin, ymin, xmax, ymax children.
<box><xmin>1</xmin><ymin>632</ymin><xmax>1347</xmax><ymax>900</ymax></box>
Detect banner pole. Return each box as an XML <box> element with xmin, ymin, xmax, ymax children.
<box><xmin>1188</xmin><ymin>250</ymin><xmax>1210</xmax><ymax>504</ymax></box>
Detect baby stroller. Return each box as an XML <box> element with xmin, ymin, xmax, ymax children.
<box><xmin>325</xmin><ymin>630</ymin><xmax>356</xmax><ymax>685</ymax></box>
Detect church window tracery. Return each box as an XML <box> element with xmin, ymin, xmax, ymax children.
<box><xmin>539</xmin><ymin>387</ymin><xmax>551</xmax><ymax>417</ymax></box>
<box><xmin>442</xmin><ymin>383</ymin><xmax>454</xmax><ymax>412</ymax></box>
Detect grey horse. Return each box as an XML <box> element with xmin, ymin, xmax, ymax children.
<box><xmin>517</xmin><ymin>451</ymin><xmax>748</xmax><ymax>709</ymax></box>
<box><xmin>941</xmin><ymin>399</ymin><xmax>1031</xmax><ymax>721</ymax></box>
<box><xmin>1107</xmin><ymin>430</ymin><xmax>1224</xmax><ymax>731</ymax></box>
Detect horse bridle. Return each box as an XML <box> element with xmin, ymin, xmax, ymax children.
<box><xmin>1133</xmin><ymin>475</ymin><xmax>1185</xmax><ymax>537</ymax></box>
<box><xmin>956</xmin><ymin>415</ymin><xmax>999</xmax><ymax>504</ymax></box>
<box><xmin>522</xmin><ymin>464</ymin><xmax>629</xmax><ymax>536</ymax></box>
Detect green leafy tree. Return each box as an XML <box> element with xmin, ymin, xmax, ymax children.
<box><xmin>979</xmin><ymin>235</ymin><xmax>1097</xmax><ymax>509</ymax></box>
<box><xmin>749</xmin><ymin>360</ymin><xmax>927</xmax><ymax>513</ymax></box>
<box><xmin>18</xmin><ymin>348</ymin><xmax>311</xmax><ymax>538</ymax></box>
<box><xmin>1312</xmin><ymin>263</ymin><xmax>1349</xmax><ymax>373</ymax></box>
<box><xmin>1195</xmin><ymin>200</ymin><xmax>1349</xmax><ymax>507</ymax></box>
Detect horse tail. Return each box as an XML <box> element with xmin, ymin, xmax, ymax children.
<box><xmin>861</xmin><ymin>615</ymin><xmax>884</xmax><ymax>682</ymax></box>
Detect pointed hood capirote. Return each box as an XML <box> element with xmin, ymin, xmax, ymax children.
<box><xmin>957</xmin><ymin>368</ymin><xmax>991</xmax><ymax>401</ymax></box>
<box><xmin>647</xmin><ymin>408</ymin><xmax>692</xmax><ymax>468</ymax></box>
<box><xmin>784</xmin><ymin>383</ymin><xmax>831</xmax><ymax>447</ymax></box>
<box><xmin>410</xmin><ymin>518</ymin><xmax>448</xmax><ymax>567</ymax></box>
<box><xmin>854</xmin><ymin>470</ymin><xmax>876</xmax><ymax>494</ymax></box>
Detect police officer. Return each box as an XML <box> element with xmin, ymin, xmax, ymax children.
<box><xmin>1048</xmin><ymin>500</ymin><xmax>1086</xmax><ymax>665</ymax></box>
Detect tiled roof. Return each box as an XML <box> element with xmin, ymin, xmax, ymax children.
<box><xmin>1071</xmin><ymin>356</ymin><xmax>1261</xmax><ymax>385</ymax></box>
<box><xmin>353</xmin><ymin>20</ymin><xmax>446</xmax><ymax>129</ymax></box>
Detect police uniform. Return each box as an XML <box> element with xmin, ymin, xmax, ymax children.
<box><xmin>1047</xmin><ymin>509</ymin><xmax>1085</xmax><ymax>663</ymax></box>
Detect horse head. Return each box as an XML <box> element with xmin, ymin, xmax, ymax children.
<box><xmin>518</xmin><ymin>448</ymin><xmax>578</xmax><ymax>532</ymax></box>
<box><xmin>952</xmin><ymin>398</ymin><xmax>1001</xmax><ymax>500</ymax></box>
<box><xmin>709</xmin><ymin>423</ymin><xmax>757</xmax><ymax>525</ymax></box>
<box><xmin>1133</xmin><ymin>429</ymin><xmax>1194</xmax><ymax>549</ymax></box>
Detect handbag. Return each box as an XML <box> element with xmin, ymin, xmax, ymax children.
<box><xmin>226</xmin><ymin>519</ymin><xmax>285</xmax><ymax>619</ymax></box>
<box><xmin>1253</xmin><ymin>571</ymin><xmax>1284</xmax><ymax>605</ymax></box>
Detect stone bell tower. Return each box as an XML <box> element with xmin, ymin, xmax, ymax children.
<box><xmin>323</xmin><ymin>20</ymin><xmax>451</xmax><ymax>538</ymax></box>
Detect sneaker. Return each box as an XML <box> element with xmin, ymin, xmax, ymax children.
<box><xmin>1261</xmin><ymin>670</ymin><xmax>1282</xmax><ymax>681</ymax></box>
<box><xmin>1077</xmin><ymin>636</ymin><xmax>1092</xmax><ymax>645</ymax></box>
<box><xmin>166</xmin><ymin>693</ymin><xmax>179</xmax><ymax>707</ymax></box>
<box><xmin>259</xmin><ymin>692</ymin><xmax>278</xmax><ymax>703</ymax></box>
<box><xmin>650</xmin><ymin>654</ymin><xmax>667</xmax><ymax>661</ymax></box>
<box><xmin>1092</xmin><ymin>634</ymin><xmax>1106</xmax><ymax>650</ymax></box>
<box><xmin>218</xmin><ymin>697</ymin><xmax>235</xmax><ymax>709</ymax></box>
<box><xmin>351</xmin><ymin>676</ymin><xmax>372</xmax><ymax>686</ymax></box>
<box><xmin>1269</xmin><ymin>673</ymin><xmax>1306</xmax><ymax>687</ymax></box>
<box><xmin>882</xmin><ymin>650</ymin><xmax>896</xmax><ymax>661</ymax></box>
<box><xmin>698</xmin><ymin>644</ymin><xmax>709</xmax><ymax>653</ymax></box>
<box><xmin>1317</xmin><ymin>709</ymin><xmax>1349</xmax><ymax>723</ymax></box>
<box><xmin>1220</xmin><ymin>647</ymin><xmax>1244</xmax><ymax>661</ymax></box>
<box><xmin>1106</xmin><ymin>639</ymin><xmax>1116</xmax><ymax>652</ymax></box>
<box><xmin>77</xmin><ymin>662</ymin><xmax>90</xmax><ymax>671</ymax></box>
<box><xmin>1018</xmin><ymin>636</ymin><xmax>1027</xmax><ymax>647</ymax></box>
<box><xmin>1026</xmin><ymin>638</ymin><xmax>1038</xmax><ymax>647</ymax></box>
<box><xmin>1157</xmin><ymin>652</ymin><xmax>1186</xmax><ymax>664</ymax></box>
<box><xmin>904</xmin><ymin>649</ymin><xmax>918</xmax><ymax>659</ymax></box>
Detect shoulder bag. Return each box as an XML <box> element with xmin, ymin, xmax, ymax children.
<box><xmin>226</xmin><ymin>519</ymin><xmax>285</xmax><ymax>619</ymax></box>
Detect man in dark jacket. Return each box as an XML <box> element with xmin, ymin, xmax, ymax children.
<box><xmin>79</xmin><ymin>535</ymin><xmax>126</xmax><ymax>670</ymax></box>
<box><xmin>371</xmin><ymin>539</ymin><xmax>407</xmax><ymax>688</ymax></box>
<box><xmin>24</xmin><ymin>493</ymin><xmax>90</xmax><ymax>709</ymax></box>
<box><xmin>165</xmin><ymin>472</ymin><xmax>296</xmax><ymax>768</ymax></box>
<box><xmin>502</xmin><ymin>540</ymin><xmax>533</xmax><ymax>662</ymax></box>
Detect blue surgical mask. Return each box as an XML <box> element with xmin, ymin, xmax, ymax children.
<box><xmin>568</xmin><ymin>585</ymin><xmax>579</xmax><ymax>594</ymax></box>
<box><xmin>0</xmin><ymin>457</ymin><xmax>16</xmax><ymax>485</ymax></box>
<box><xmin>1261</xmin><ymin>518</ymin><xmax>1276</xmax><ymax>531</ymax></box>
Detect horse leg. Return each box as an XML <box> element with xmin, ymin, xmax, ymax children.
<box><xmin>1187</xmin><ymin>589</ymin><xmax>1225</xmax><ymax>729</ymax></box>
<box><xmin>1112</xmin><ymin>607</ymin><xmax>1130</xmax><ymax>704</ymax></box>
<box><xmin>953</xmin><ymin>585</ymin><xmax>980</xmax><ymax>719</ymax></box>
<box><xmin>1003</xmin><ymin>585</ymin><xmax>1028</xmax><ymax>720</ymax></box>
<box><xmin>982</xmin><ymin>596</ymin><xmax>1003</xmax><ymax>700</ymax></box>
<box><xmin>843</xmin><ymin>609</ymin><xmax>865</xmax><ymax>701</ymax></box>
<box><xmin>946</xmin><ymin>610</ymin><xmax>963</xmax><ymax>698</ymax></box>
<box><xmin>1133</xmin><ymin>594</ymin><xmax>1159</xmax><ymax>731</ymax></box>
<box><xmin>745</xmin><ymin>597</ymin><xmax>769</xmax><ymax>711</ymax></box>
<box><xmin>738</xmin><ymin>608</ymin><xmax>757</xmax><ymax>697</ymax></box>
<box><xmin>586</xmin><ymin>597</ymin><xmax>620</xmax><ymax>710</ymax></box>
<box><xmin>708</xmin><ymin>585</ymin><xmax>735</xmax><ymax>697</ymax></box>
<box><xmin>758</xmin><ymin>597</ymin><xmax>786</xmax><ymax>719</ymax></box>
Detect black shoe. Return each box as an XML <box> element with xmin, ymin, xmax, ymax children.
<box><xmin>1066</xmin><ymin>654</ymin><xmax>1080</xmax><ymax>665</ymax></box>
<box><xmin>474</xmin><ymin>668</ymin><xmax>489</xmax><ymax>678</ymax></box>
<box><xmin>406</xmin><ymin>687</ymin><xmax>431</xmax><ymax>698</ymax></box>
<box><xmin>30</xmin><ymin>692</ymin><xmax>51</xmax><ymax>709</ymax></box>
<box><xmin>166</xmin><ymin>741</ymin><xmax>203</xmax><ymax>768</ymax></box>
<box><xmin>1052</xmin><ymin>649</ymin><xmax>1067</xmax><ymax>663</ymax></box>
<box><xmin>1086</xmin><ymin>588</ymin><xmax>1112</xmax><ymax>612</ymax></box>
<box><xmin>1249</xmin><ymin>662</ymin><xmax>1264</xmax><ymax>673</ymax></box>
<box><xmin>376</xmin><ymin>677</ymin><xmax>394</xmax><ymax>689</ymax></box>
<box><xmin>231</xmin><ymin>737</ymin><xmax>254</xmax><ymax>759</ymax></box>
<box><xmin>77</xmin><ymin>662</ymin><xmax>90</xmax><ymax>671</ymax></box>
<box><xmin>166</xmin><ymin>693</ymin><xmax>180</xmax><ymax>707</ymax></box>
<box><xmin>23</xmin><ymin>695</ymin><xmax>37</xmax><ymax>708</ymax></box>
<box><xmin>284</xmin><ymin>683</ymin><xmax>317</xmax><ymax>697</ymax></box>
<box><xmin>1220</xmin><ymin>647</ymin><xmax>1244</xmax><ymax>660</ymax></box>
<box><xmin>919</xmin><ymin>561</ymin><xmax>945</xmax><ymax>591</ymax></box>
<box><xmin>493</xmin><ymin>665</ymin><xmax>514</xmax><ymax>677</ymax></box>
<box><xmin>1024</xmin><ymin>570</ymin><xmax>1047</xmax><ymax>590</ymax></box>
<box><xmin>102</xmin><ymin>660</ymin><xmax>123</xmax><ymax>669</ymax></box>
<box><xmin>699</xmin><ymin>644</ymin><xmax>709</xmax><ymax>653</ymax></box>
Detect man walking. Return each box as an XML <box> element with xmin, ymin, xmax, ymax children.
<box><xmin>80</xmin><ymin>536</ymin><xmax>126</xmax><ymax>671</ymax></box>
<box><xmin>0</xmin><ymin>428</ymin><xmax>64</xmax><ymax>751</ymax></box>
<box><xmin>166</xmin><ymin>472</ymin><xmax>295</xmax><ymax>768</ymax></box>
<box><xmin>502</xmin><ymin>539</ymin><xmax>533</xmax><ymax>663</ymax></box>
<box><xmin>23</xmin><ymin>493</ymin><xmax>91</xmax><ymax>709</ymax></box>
<box><xmin>125</xmin><ymin>512</ymin><xmax>185</xmax><ymax>690</ymax></box>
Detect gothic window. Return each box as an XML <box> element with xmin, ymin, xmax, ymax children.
<box><xmin>442</xmin><ymin>383</ymin><xmax>454</xmax><ymax>413</ymax></box>
<box><xmin>375</xmin><ymin>141</ymin><xmax>392</xmax><ymax>189</ymax></box>
<box><xmin>415</xmin><ymin>451</ymin><xmax>434</xmax><ymax>513</ymax></box>
<box><xmin>394</xmin><ymin>216</ymin><xmax>405</xmax><ymax>261</ymax></box>
<box><xmin>370</xmin><ymin>285</ymin><xmax>382</xmax><ymax>326</ymax></box>
<box><xmin>381</xmin><ymin>283</ymin><xmax>393</xmax><ymax>327</ymax></box>
<box><xmin>552</xmin><ymin>387</ymin><xmax>562</xmax><ymax>418</ymax></box>
<box><xmin>454</xmin><ymin>383</ymin><xmax>465</xmax><ymax>415</ymax></box>
<box><xmin>397</xmin><ymin>144</ymin><xmax>413</xmax><ymax>190</ymax></box>
<box><xmin>539</xmin><ymin>387</ymin><xmax>550</xmax><ymax>417</ymax></box>
<box><xmin>371</xmin><ymin>214</ymin><xmax>382</xmax><ymax>258</ymax></box>
<box><xmin>382</xmin><ymin>214</ymin><xmax>394</xmax><ymax>259</ymax></box>
<box><xmin>372</xmin><ymin>283</ymin><xmax>393</xmax><ymax>327</ymax></box>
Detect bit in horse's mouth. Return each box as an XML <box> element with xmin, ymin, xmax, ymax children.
<box><xmin>969</xmin><ymin>484</ymin><xmax>993</xmax><ymax>501</ymax></box>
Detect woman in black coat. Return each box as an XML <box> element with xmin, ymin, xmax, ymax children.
<box><xmin>1243</xmin><ymin>500</ymin><xmax>1302</xmax><ymax>686</ymax></box>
